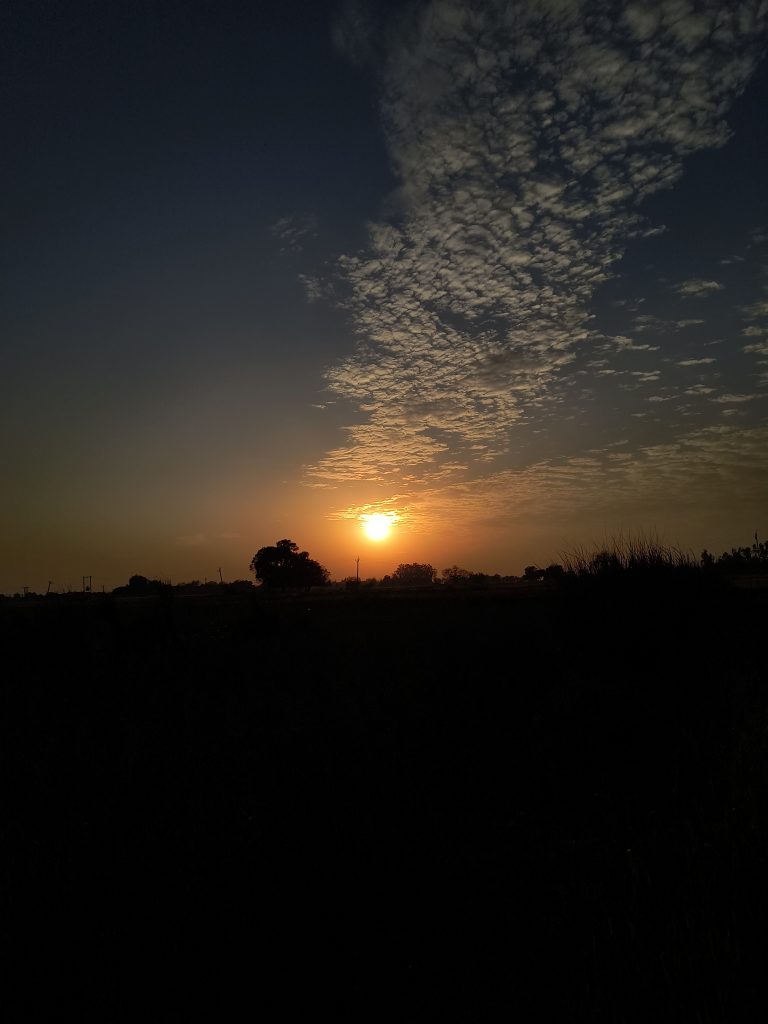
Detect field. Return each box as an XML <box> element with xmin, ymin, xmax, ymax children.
<box><xmin>4</xmin><ymin>582</ymin><xmax>768</xmax><ymax>1019</ymax></box>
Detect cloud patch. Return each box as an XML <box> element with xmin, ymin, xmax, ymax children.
<box><xmin>303</xmin><ymin>0</ymin><xmax>767</xmax><ymax>536</ymax></box>
<box><xmin>271</xmin><ymin>213</ymin><xmax>318</xmax><ymax>253</ymax></box>
<box><xmin>671</xmin><ymin>278</ymin><xmax>725</xmax><ymax>299</ymax></box>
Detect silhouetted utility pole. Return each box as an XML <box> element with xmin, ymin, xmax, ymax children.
<box><xmin>82</xmin><ymin>575</ymin><xmax>92</xmax><ymax>593</ymax></box>
<box><xmin>356</xmin><ymin>556</ymin><xmax>360</xmax><ymax>584</ymax></box>
<box><xmin>218</xmin><ymin>567</ymin><xmax>224</xmax><ymax>584</ymax></box>
<box><xmin>46</xmin><ymin>581</ymin><xmax>52</xmax><ymax>595</ymax></box>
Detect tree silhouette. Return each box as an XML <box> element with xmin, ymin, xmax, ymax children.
<box><xmin>705</xmin><ymin>534</ymin><xmax>768</xmax><ymax>575</ymax></box>
<box><xmin>441</xmin><ymin>565</ymin><xmax>472</xmax><ymax>585</ymax></box>
<box><xmin>391</xmin><ymin>563</ymin><xmax>436</xmax><ymax>586</ymax></box>
<box><xmin>543</xmin><ymin>563</ymin><xmax>566</xmax><ymax>582</ymax></box>
<box><xmin>250</xmin><ymin>539</ymin><xmax>329</xmax><ymax>588</ymax></box>
<box><xmin>523</xmin><ymin>565</ymin><xmax>545</xmax><ymax>582</ymax></box>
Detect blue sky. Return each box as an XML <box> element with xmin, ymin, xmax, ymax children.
<box><xmin>2</xmin><ymin>0</ymin><xmax>767</xmax><ymax>591</ymax></box>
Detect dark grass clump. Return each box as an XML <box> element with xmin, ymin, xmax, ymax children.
<box><xmin>559</xmin><ymin>532</ymin><xmax>704</xmax><ymax>589</ymax></box>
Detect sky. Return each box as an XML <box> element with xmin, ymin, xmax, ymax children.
<box><xmin>2</xmin><ymin>0</ymin><xmax>768</xmax><ymax>592</ymax></box>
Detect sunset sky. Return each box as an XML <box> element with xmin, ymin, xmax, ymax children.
<box><xmin>3</xmin><ymin>0</ymin><xmax>767</xmax><ymax>593</ymax></box>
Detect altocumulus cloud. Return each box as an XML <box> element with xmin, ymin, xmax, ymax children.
<box><xmin>672</xmin><ymin>277</ymin><xmax>726</xmax><ymax>298</ymax></box>
<box><xmin>304</xmin><ymin>0</ymin><xmax>767</xmax><ymax>534</ymax></box>
<box><xmin>331</xmin><ymin>422</ymin><xmax>768</xmax><ymax>537</ymax></box>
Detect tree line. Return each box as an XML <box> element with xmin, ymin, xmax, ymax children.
<box><xmin>245</xmin><ymin>534</ymin><xmax>768</xmax><ymax>589</ymax></box>
<box><xmin>5</xmin><ymin>534</ymin><xmax>767</xmax><ymax>599</ymax></box>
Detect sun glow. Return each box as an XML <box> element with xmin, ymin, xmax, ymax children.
<box><xmin>361</xmin><ymin>512</ymin><xmax>396</xmax><ymax>542</ymax></box>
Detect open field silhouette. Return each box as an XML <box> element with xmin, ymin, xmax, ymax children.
<box><xmin>4</xmin><ymin>552</ymin><xmax>768</xmax><ymax>1019</ymax></box>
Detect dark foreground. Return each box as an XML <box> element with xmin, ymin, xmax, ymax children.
<box><xmin>4</xmin><ymin>583</ymin><xmax>768</xmax><ymax>1020</ymax></box>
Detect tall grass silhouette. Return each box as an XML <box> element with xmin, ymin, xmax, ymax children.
<box><xmin>559</xmin><ymin>531</ymin><xmax>699</xmax><ymax>583</ymax></box>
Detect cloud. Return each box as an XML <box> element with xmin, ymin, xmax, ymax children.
<box><xmin>304</xmin><ymin>0</ymin><xmax>767</xmax><ymax>492</ymax></box>
<box><xmin>677</xmin><ymin>357</ymin><xmax>716</xmax><ymax>366</ymax></box>
<box><xmin>630</xmin><ymin>314</ymin><xmax>704</xmax><ymax>335</ymax></box>
<box><xmin>298</xmin><ymin>273</ymin><xmax>325</xmax><ymax>303</ymax></box>
<box><xmin>608</xmin><ymin>334</ymin><xmax>660</xmax><ymax>352</ymax></box>
<box><xmin>711</xmin><ymin>393</ymin><xmax>759</xmax><ymax>403</ymax></box>
<box><xmin>330</xmin><ymin>423</ymin><xmax>768</xmax><ymax>536</ymax></box>
<box><xmin>741</xmin><ymin>298</ymin><xmax>768</xmax><ymax>319</ymax></box>
<box><xmin>671</xmin><ymin>278</ymin><xmax>725</xmax><ymax>299</ymax></box>
<box><xmin>624</xmin><ymin>4</ymin><xmax>661</xmax><ymax>42</ymax></box>
<box><xmin>270</xmin><ymin>213</ymin><xmax>318</xmax><ymax>253</ymax></box>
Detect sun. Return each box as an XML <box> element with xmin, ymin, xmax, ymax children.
<box><xmin>361</xmin><ymin>512</ymin><xmax>395</xmax><ymax>542</ymax></box>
